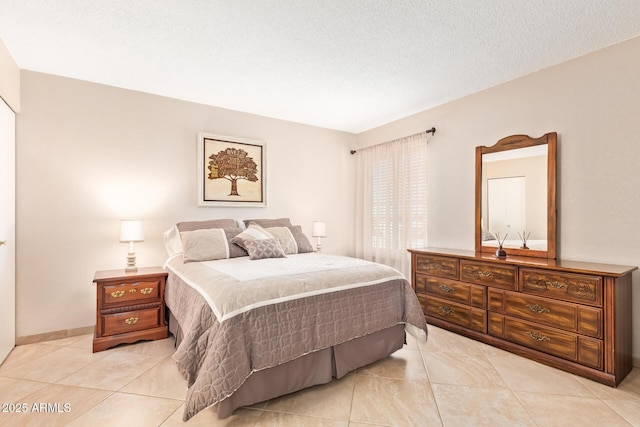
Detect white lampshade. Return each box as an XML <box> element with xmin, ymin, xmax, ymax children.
<box><xmin>312</xmin><ymin>221</ymin><xmax>327</xmax><ymax>238</ymax></box>
<box><xmin>119</xmin><ymin>220</ymin><xmax>144</xmax><ymax>242</ymax></box>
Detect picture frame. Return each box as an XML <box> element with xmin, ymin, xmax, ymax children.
<box><xmin>197</xmin><ymin>133</ymin><xmax>266</xmax><ymax>207</ymax></box>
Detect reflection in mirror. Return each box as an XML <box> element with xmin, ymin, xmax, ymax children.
<box><xmin>482</xmin><ymin>145</ymin><xmax>547</xmax><ymax>251</ymax></box>
<box><xmin>475</xmin><ymin>133</ymin><xmax>557</xmax><ymax>259</ymax></box>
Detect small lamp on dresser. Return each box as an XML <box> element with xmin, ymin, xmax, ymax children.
<box><xmin>119</xmin><ymin>219</ymin><xmax>144</xmax><ymax>272</ymax></box>
<box><xmin>312</xmin><ymin>221</ymin><xmax>327</xmax><ymax>252</ymax></box>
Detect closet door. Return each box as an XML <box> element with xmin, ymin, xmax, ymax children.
<box><xmin>0</xmin><ymin>97</ymin><xmax>15</xmax><ymax>363</ymax></box>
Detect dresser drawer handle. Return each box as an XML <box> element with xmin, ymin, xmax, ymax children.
<box><xmin>140</xmin><ymin>287</ymin><xmax>154</xmax><ymax>295</ymax></box>
<box><xmin>110</xmin><ymin>290</ymin><xmax>125</xmax><ymax>298</ymax></box>
<box><xmin>549</xmin><ymin>281</ymin><xmax>566</xmax><ymax>289</ymax></box>
<box><xmin>525</xmin><ymin>304</ymin><xmax>550</xmax><ymax>314</ymax></box>
<box><xmin>438</xmin><ymin>306</ymin><xmax>454</xmax><ymax>315</ymax></box>
<box><xmin>439</xmin><ymin>285</ymin><xmax>454</xmax><ymax>293</ymax></box>
<box><xmin>478</xmin><ymin>271</ymin><xmax>493</xmax><ymax>278</ymax></box>
<box><xmin>124</xmin><ymin>317</ymin><xmax>139</xmax><ymax>325</ymax></box>
<box><xmin>526</xmin><ymin>331</ymin><xmax>550</xmax><ymax>342</ymax></box>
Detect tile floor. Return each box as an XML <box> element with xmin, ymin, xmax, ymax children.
<box><xmin>1</xmin><ymin>326</ymin><xmax>639</xmax><ymax>426</ymax></box>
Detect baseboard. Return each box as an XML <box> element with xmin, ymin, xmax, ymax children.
<box><xmin>16</xmin><ymin>325</ymin><xmax>94</xmax><ymax>346</ymax></box>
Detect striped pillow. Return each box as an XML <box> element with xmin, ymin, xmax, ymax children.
<box><xmin>230</xmin><ymin>224</ymin><xmax>274</xmax><ymax>251</ymax></box>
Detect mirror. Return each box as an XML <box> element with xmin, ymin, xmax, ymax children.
<box><xmin>475</xmin><ymin>133</ymin><xmax>557</xmax><ymax>259</ymax></box>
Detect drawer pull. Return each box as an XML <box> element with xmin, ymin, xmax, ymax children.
<box><xmin>439</xmin><ymin>306</ymin><xmax>454</xmax><ymax>315</ymax></box>
<box><xmin>140</xmin><ymin>287</ymin><xmax>154</xmax><ymax>295</ymax></box>
<box><xmin>549</xmin><ymin>281</ymin><xmax>566</xmax><ymax>289</ymax></box>
<box><xmin>439</xmin><ymin>285</ymin><xmax>454</xmax><ymax>293</ymax></box>
<box><xmin>526</xmin><ymin>331</ymin><xmax>550</xmax><ymax>342</ymax></box>
<box><xmin>478</xmin><ymin>271</ymin><xmax>493</xmax><ymax>278</ymax></box>
<box><xmin>110</xmin><ymin>290</ymin><xmax>125</xmax><ymax>298</ymax></box>
<box><xmin>129</xmin><ymin>289</ymin><xmax>137</xmax><ymax>293</ymax></box>
<box><xmin>124</xmin><ymin>317</ymin><xmax>139</xmax><ymax>325</ymax></box>
<box><xmin>526</xmin><ymin>304</ymin><xmax>550</xmax><ymax>314</ymax></box>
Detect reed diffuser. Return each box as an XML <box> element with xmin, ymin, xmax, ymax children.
<box><xmin>494</xmin><ymin>232</ymin><xmax>508</xmax><ymax>258</ymax></box>
<box><xmin>518</xmin><ymin>230</ymin><xmax>531</xmax><ymax>249</ymax></box>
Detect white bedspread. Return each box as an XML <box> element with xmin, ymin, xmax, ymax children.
<box><xmin>165</xmin><ymin>253</ymin><xmax>404</xmax><ymax>322</ymax></box>
<box><xmin>201</xmin><ymin>253</ymin><xmax>374</xmax><ymax>281</ymax></box>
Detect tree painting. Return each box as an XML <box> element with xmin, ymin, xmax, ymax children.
<box><xmin>207</xmin><ymin>147</ymin><xmax>259</xmax><ymax>196</ymax></box>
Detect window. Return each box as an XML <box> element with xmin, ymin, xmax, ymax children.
<box><xmin>356</xmin><ymin>131</ymin><xmax>428</xmax><ymax>278</ymax></box>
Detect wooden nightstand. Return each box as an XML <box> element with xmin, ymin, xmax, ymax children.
<box><xmin>92</xmin><ymin>266</ymin><xmax>168</xmax><ymax>352</ymax></box>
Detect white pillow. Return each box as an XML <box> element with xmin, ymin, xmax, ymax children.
<box><xmin>163</xmin><ymin>225</ymin><xmax>183</xmax><ymax>256</ymax></box>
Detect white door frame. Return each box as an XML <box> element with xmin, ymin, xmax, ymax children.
<box><xmin>0</xmin><ymin>97</ymin><xmax>16</xmax><ymax>363</ymax></box>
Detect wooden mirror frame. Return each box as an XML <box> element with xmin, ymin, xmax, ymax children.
<box><xmin>475</xmin><ymin>132</ymin><xmax>557</xmax><ymax>259</ymax></box>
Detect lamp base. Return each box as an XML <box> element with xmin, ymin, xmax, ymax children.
<box><xmin>125</xmin><ymin>250</ymin><xmax>137</xmax><ymax>272</ymax></box>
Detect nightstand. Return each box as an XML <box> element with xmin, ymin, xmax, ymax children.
<box><xmin>92</xmin><ymin>266</ymin><xmax>168</xmax><ymax>352</ymax></box>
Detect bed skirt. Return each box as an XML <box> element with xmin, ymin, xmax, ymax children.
<box><xmin>168</xmin><ymin>310</ymin><xmax>405</xmax><ymax>418</ymax></box>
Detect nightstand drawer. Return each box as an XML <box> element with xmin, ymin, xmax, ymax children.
<box><xmin>101</xmin><ymin>307</ymin><xmax>163</xmax><ymax>337</ymax></box>
<box><xmin>102</xmin><ymin>280</ymin><xmax>162</xmax><ymax>306</ymax></box>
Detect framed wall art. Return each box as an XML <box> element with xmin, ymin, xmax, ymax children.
<box><xmin>197</xmin><ymin>133</ymin><xmax>266</xmax><ymax>207</ymax></box>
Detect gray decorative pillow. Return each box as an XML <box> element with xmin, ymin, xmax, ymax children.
<box><xmin>264</xmin><ymin>225</ymin><xmax>314</xmax><ymax>254</ymax></box>
<box><xmin>243</xmin><ymin>218</ymin><xmax>293</xmax><ymax>228</ymax></box>
<box><xmin>177</xmin><ymin>219</ymin><xmax>237</xmax><ymax>233</ymax></box>
<box><xmin>180</xmin><ymin>228</ymin><xmax>229</xmax><ymax>263</ymax></box>
<box><xmin>221</xmin><ymin>228</ymin><xmax>248</xmax><ymax>258</ymax></box>
<box><xmin>244</xmin><ymin>238</ymin><xmax>286</xmax><ymax>260</ymax></box>
<box><xmin>287</xmin><ymin>225</ymin><xmax>314</xmax><ymax>253</ymax></box>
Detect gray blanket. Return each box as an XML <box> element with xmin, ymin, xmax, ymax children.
<box><xmin>164</xmin><ymin>253</ymin><xmax>427</xmax><ymax>421</ymax></box>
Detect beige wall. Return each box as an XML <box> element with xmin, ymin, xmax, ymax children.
<box><xmin>358</xmin><ymin>36</ymin><xmax>640</xmax><ymax>364</ymax></box>
<box><xmin>0</xmin><ymin>38</ymin><xmax>20</xmax><ymax>111</ymax></box>
<box><xmin>16</xmin><ymin>71</ymin><xmax>356</xmax><ymax>337</ymax></box>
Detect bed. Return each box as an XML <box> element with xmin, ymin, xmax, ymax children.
<box><xmin>163</xmin><ymin>218</ymin><xmax>428</xmax><ymax>421</ymax></box>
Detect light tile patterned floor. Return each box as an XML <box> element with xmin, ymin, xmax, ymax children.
<box><xmin>0</xmin><ymin>326</ymin><xmax>639</xmax><ymax>426</ymax></box>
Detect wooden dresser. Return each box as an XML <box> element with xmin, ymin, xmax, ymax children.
<box><xmin>93</xmin><ymin>266</ymin><xmax>168</xmax><ymax>352</ymax></box>
<box><xmin>409</xmin><ymin>248</ymin><xmax>636</xmax><ymax>386</ymax></box>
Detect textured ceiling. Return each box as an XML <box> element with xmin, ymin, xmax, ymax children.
<box><xmin>1</xmin><ymin>1</ymin><xmax>640</xmax><ymax>133</ymax></box>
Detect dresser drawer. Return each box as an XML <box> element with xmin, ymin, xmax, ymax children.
<box><xmin>425</xmin><ymin>295</ymin><xmax>486</xmax><ymax>333</ymax></box>
<box><xmin>461</xmin><ymin>260</ymin><xmax>517</xmax><ymax>290</ymax></box>
<box><xmin>419</xmin><ymin>275</ymin><xmax>486</xmax><ymax>309</ymax></box>
<box><xmin>101</xmin><ymin>306</ymin><xmax>163</xmax><ymax>337</ymax></box>
<box><xmin>488</xmin><ymin>314</ymin><xmax>602</xmax><ymax>369</ymax></box>
<box><xmin>520</xmin><ymin>268</ymin><xmax>602</xmax><ymax>307</ymax></box>
<box><xmin>488</xmin><ymin>289</ymin><xmax>602</xmax><ymax>338</ymax></box>
<box><xmin>415</xmin><ymin>254</ymin><xmax>458</xmax><ymax>280</ymax></box>
<box><xmin>102</xmin><ymin>280</ymin><xmax>162</xmax><ymax>306</ymax></box>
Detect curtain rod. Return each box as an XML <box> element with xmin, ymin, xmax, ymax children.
<box><xmin>350</xmin><ymin>127</ymin><xmax>436</xmax><ymax>155</ymax></box>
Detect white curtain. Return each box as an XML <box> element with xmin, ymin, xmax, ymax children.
<box><xmin>355</xmin><ymin>131</ymin><xmax>429</xmax><ymax>279</ymax></box>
